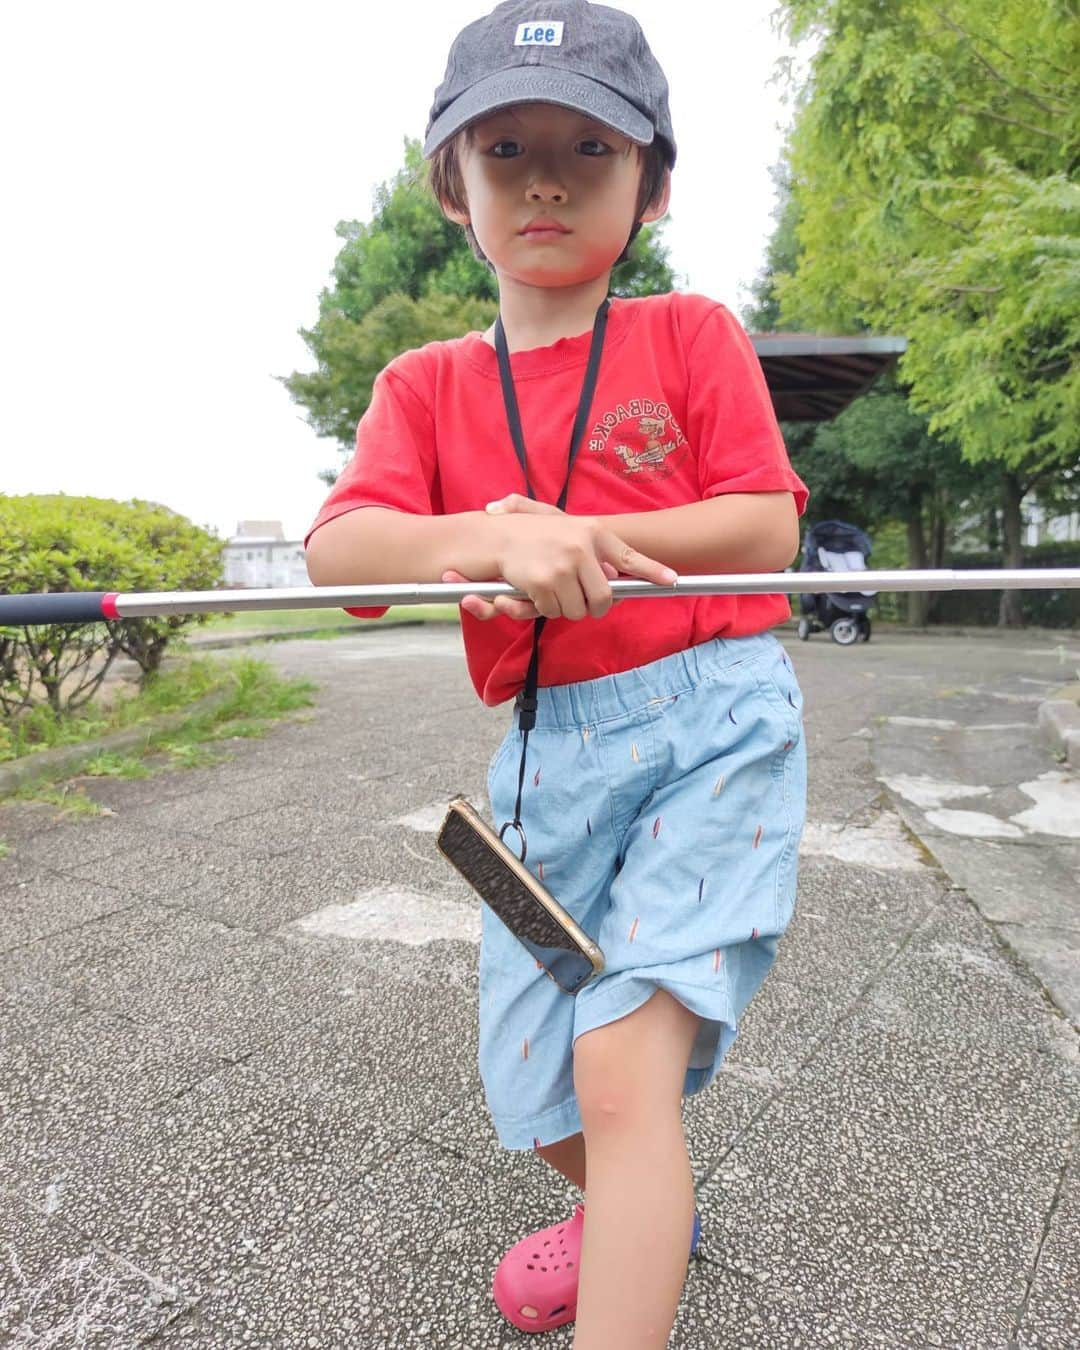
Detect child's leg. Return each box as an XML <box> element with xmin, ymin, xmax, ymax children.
<box><xmin>536</xmin><ymin>1133</ymin><xmax>587</xmax><ymax>1190</ymax></box>
<box><xmin>572</xmin><ymin>989</ymin><xmax>699</xmax><ymax>1350</ymax></box>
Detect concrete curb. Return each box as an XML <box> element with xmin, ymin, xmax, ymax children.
<box><xmin>1037</xmin><ymin>684</ymin><xmax>1080</xmax><ymax>769</ymax></box>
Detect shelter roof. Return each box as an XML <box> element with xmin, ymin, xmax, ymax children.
<box><xmin>750</xmin><ymin>334</ymin><xmax>908</xmax><ymax>421</ymax></box>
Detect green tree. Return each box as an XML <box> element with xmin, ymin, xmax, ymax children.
<box><xmin>746</xmin><ymin>156</ymin><xmax>984</xmax><ymax>621</ymax></box>
<box><xmin>285</xmin><ymin>139</ymin><xmax>678</xmax><ymax>471</ymax></box>
<box><xmin>743</xmin><ymin>158</ymin><xmax>802</xmax><ymax>334</ymax></box>
<box><xmin>775</xmin><ymin>0</ymin><xmax>1079</xmax><ymax>623</ymax></box>
<box><xmin>801</xmin><ymin>380</ymin><xmax>986</xmax><ymax>622</ymax></box>
<box><xmin>289</xmin><ymin>291</ymin><xmax>498</xmax><ymax>473</ymax></box>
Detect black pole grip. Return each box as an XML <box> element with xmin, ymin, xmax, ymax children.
<box><xmin>0</xmin><ymin>592</ymin><xmax>112</xmax><ymax>626</ymax></box>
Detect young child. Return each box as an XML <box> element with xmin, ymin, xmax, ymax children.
<box><xmin>306</xmin><ymin>2</ymin><xmax>808</xmax><ymax>1343</ymax></box>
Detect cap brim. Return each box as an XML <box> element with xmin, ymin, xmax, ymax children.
<box><xmin>423</xmin><ymin>67</ymin><xmax>654</xmax><ymax>158</ymax></box>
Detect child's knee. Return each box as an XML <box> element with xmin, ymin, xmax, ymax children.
<box><xmin>573</xmin><ymin>1026</ymin><xmax>678</xmax><ymax>1136</ymax></box>
<box><xmin>574</xmin><ymin>1066</ymin><xmax>650</xmax><ymax>1137</ymax></box>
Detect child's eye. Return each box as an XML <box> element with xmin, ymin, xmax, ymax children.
<box><xmin>576</xmin><ymin>139</ymin><xmax>610</xmax><ymax>157</ymax></box>
<box><xmin>489</xmin><ymin>139</ymin><xmax>524</xmax><ymax>158</ymax></box>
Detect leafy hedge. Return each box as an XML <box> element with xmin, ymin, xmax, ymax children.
<box><xmin>932</xmin><ymin>541</ymin><xmax>1080</xmax><ymax>628</ymax></box>
<box><xmin>0</xmin><ymin>495</ymin><xmax>222</xmax><ymax>716</ymax></box>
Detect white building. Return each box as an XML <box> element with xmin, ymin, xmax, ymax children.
<box><xmin>1025</xmin><ymin>505</ymin><xmax>1080</xmax><ymax>547</ymax></box>
<box><xmin>222</xmin><ymin>521</ymin><xmax>309</xmax><ymax>589</ymax></box>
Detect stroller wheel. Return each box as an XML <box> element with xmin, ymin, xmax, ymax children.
<box><xmin>857</xmin><ymin>616</ymin><xmax>872</xmax><ymax>643</ymax></box>
<box><xmin>797</xmin><ymin>617</ymin><xmax>811</xmax><ymax>641</ymax></box>
<box><xmin>830</xmin><ymin>616</ymin><xmax>860</xmax><ymax>646</ymax></box>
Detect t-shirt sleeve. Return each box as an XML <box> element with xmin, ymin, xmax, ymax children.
<box><xmin>687</xmin><ymin>305</ymin><xmax>809</xmax><ymax>515</ymax></box>
<box><xmin>304</xmin><ymin>364</ymin><xmax>440</xmax><ymax>618</ymax></box>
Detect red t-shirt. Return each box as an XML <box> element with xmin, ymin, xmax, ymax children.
<box><xmin>307</xmin><ymin>292</ymin><xmax>808</xmax><ymax>707</ymax></box>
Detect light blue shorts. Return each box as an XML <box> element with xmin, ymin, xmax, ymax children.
<box><xmin>480</xmin><ymin>632</ymin><xmax>807</xmax><ymax>1150</ymax></box>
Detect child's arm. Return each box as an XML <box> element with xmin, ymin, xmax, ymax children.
<box><xmin>595</xmin><ymin>491</ymin><xmax>800</xmax><ymax>575</ymax></box>
<box><xmin>306</xmin><ymin>503</ymin><xmax>677</xmax><ymax>620</ymax></box>
<box><xmin>439</xmin><ymin>491</ymin><xmax>797</xmax><ymax>622</ymax></box>
<box><xmin>306</xmin><ymin>506</ymin><xmax>500</xmax><ymax>588</ymax></box>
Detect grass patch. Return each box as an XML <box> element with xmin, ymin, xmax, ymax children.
<box><xmin>0</xmin><ymin>658</ymin><xmax>225</xmax><ymax>761</ymax></box>
<box><xmin>13</xmin><ymin>782</ymin><xmax>106</xmax><ymax>815</ymax></box>
<box><xmin>137</xmin><ymin>657</ymin><xmax>316</xmax><ymax>768</ymax></box>
<box><xmin>383</xmin><ymin>604</ymin><xmax>459</xmax><ymax>624</ymax></box>
<box><xmin>3</xmin><ymin>656</ymin><xmax>316</xmax><ymax>814</ymax></box>
<box><xmin>0</xmin><ymin>841</ymin><xmax>9</xmax><ymax>859</ymax></box>
<box><xmin>80</xmin><ymin>751</ymin><xmax>152</xmax><ymax>779</ymax></box>
<box><xmin>199</xmin><ymin>604</ymin><xmax>459</xmax><ymax>639</ymax></box>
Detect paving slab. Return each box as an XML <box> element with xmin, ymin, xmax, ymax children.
<box><xmin>25</xmin><ymin>979</ymin><xmax>482</xmax><ymax>1293</ymax></box>
<box><xmin>1</xmin><ymin>625</ymin><xmax>1079</xmax><ymax>1346</ymax></box>
<box><xmin>723</xmin><ymin>855</ymin><xmax>942</xmax><ymax>1085</ymax></box>
<box><xmin>0</xmin><ymin>863</ymin><xmax>133</xmax><ymax>954</ymax></box>
<box><xmin>999</xmin><ymin>922</ymin><xmax>1080</xmax><ymax>1029</ymax></box>
<box><xmin>872</xmin><ymin>668</ymin><xmax>1080</xmax><ymax>1031</ymax></box>
<box><xmin>7</xmin><ymin>905</ymin><xmax>370</xmax><ymax>1062</ymax></box>
<box><xmin>0</xmin><ymin>799</ymin><xmax>73</xmax><ymax>848</ymax></box>
<box><xmin>4</xmin><ymin>813</ymin><xmax>128</xmax><ymax>873</ymax></box>
<box><xmin>50</xmin><ymin>825</ymin><xmax>449</xmax><ymax>933</ymax></box>
<box><xmin>688</xmin><ymin>904</ymin><xmax>1078</xmax><ymax>1346</ymax></box>
<box><xmin>150</xmin><ymin>1140</ymin><xmax>580</xmax><ymax>1349</ymax></box>
<box><xmin>0</xmin><ymin>1196</ymin><xmax>191</xmax><ymax>1346</ymax></box>
<box><xmin>57</xmin><ymin>837</ymin><xmax>314</xmax><ymax>923</ymax></box>
<box><xmin>0</xmin><ymin>1010</ymin><xmax>221</xmax><ymax>1194</ymax></box>
<box><xmin>40</xmin><ymin>1077</ymin><xmax>411</xmax><ymax>1298</ymax></box>
<box><xmin>1016</xmin><ymin>1141</ymin><xmax>1080</xmax><ymax>1348</ymax></box>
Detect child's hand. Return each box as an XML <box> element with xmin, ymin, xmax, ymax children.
<box><xmin>443</xmin><ymin>494</ymin><xmax>677</xmax><ymax>623</ymax></box>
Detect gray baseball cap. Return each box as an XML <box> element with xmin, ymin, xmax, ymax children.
<box><xmin>423</xmin><ymin>0</ymin><xmax>675</xmax><ymax>165</ymax></box>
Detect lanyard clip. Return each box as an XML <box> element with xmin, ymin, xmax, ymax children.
<box><xmin>514</xmin><ymin>690</ymin><xmax>538</xmax><ymax>731</ymax></box>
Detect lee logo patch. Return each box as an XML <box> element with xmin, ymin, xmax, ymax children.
<box><xmin>515</xmin><ymin>21</ymin><xmax>564</xmax><ymax>45</ymax></box>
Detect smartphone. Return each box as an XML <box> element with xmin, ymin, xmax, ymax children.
<box><xmin>436</xmin><ymin>796</ymin><xmax>605</xmax><ymax>995</ymax></box>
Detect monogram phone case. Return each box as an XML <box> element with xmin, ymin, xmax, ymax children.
<box><xmin>436</xmin><ymin>796</ymin><xmax>604</xmax><ymax>995</ymax></box>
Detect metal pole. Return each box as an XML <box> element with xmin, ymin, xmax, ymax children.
<box><xmin>1</xmin><ymin>569</ymin><xmax>1079</xmax><ymax>626</ymax></box>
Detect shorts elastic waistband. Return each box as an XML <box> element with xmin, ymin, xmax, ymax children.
<box><xmin>532</xmin><ymin>633</ymin><xmax>779</xmax><ymax>729</ymax></box>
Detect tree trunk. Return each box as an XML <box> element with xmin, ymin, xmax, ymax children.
<box><xmin>925</xmin><ymin>491</ymin><xmax>948</xmax><ymax>622</ymax></box>
<box><xmin>906</xmin><ymin>507</ymin><xmax>929</xmax><ymax>627</ymax></box>
<box><xmin>998</xmin><ymin>473</ymin><xmax>1026</xmax><ymax>627</ymax></box>
<box><xmin>931</xmin><ymin>495</ymin><xmax>947</xmax><ymax>569</ymax></box>
<box><xmin>986</xmin><ymin>507</ymin><xmax>999</xmax><ymax>553</ymax></box>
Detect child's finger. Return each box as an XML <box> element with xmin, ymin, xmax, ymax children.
<box><xmin>460</xmin><ymin>594</ymin><xmax>497</xmax><ymax>621</ymax></box>
<box><xmin>442</xmin><ymin>569</ymin><xmax>491</xmax><ymax>620</ymax></box>
<box><xmin>492</xmin><ymin>595</ymin><xmax>542</xmax><ymax>621</ymax></box>
<box><xmin>442</xmin><ymin>570</ymin><xmax>539</xmax><ymax>622</ymax></box>
<box><xmin>598</xmin><ymin>560</ymin><xmax>627</xmax><ymax>604</ymax></box>
<box><xmin>599</xmin><ymin>534</ymin><xmax>678</xmax><ymax>588</ymax></box>
<box><xmin>485</xmin><ymin>495</ymin><xmax>562</xmax><ymax>516</ymax></box>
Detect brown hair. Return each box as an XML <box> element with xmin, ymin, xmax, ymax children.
<box><xmin>428</xmin><ymin>131</ymin><xmax>670</xmax><ymax>267</ymax></box>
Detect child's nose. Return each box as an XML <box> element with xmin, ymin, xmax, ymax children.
<box><xmin>527</xmin><ymin>179</ymin><xmax>567</xmax><ymax>204</ymax></box>
<box><xmin>526</xmin><ymin>157</ymin><xmax>567</xmax><ymax>203</ymax></box>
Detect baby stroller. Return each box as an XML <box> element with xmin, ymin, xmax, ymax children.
<box><xmin>796</xmin><ymin>519</ymin><xmax>876</xmax><ymax>645</ymax></box>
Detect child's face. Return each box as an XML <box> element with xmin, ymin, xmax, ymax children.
<box><xmin>446</xmin><ymin>102</ymin><xmax>668</xmax><ymax>291</ymax></box>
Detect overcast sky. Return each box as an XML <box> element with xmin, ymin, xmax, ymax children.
<box><xmin>1</xmin><ymin>1</ymin><xmax>800</xmax><ymax>542</ymax></box>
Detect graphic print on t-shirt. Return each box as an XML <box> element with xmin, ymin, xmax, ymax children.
<box><xmin>588</xmin><ymin>397</ymin><xmax>688</xmax><ymax>480</ymax></box>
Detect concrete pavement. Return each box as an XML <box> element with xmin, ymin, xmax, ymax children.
<box><xmin>1</xmin><ymin>623</ymin><xmax>1078</xmax><ymax>1347</ymax></box>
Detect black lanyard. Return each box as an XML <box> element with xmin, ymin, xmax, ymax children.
<box><xmin>493</xmin><ymin>299</ymin><xmax>610</xmax><ymax>858</ymax></box>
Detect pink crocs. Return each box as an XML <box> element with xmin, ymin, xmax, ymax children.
<box><xmin>492</xmin><ymin>1206</ymin><xmax>702</xmax><ymax>1332</ymax></box>
<box><xmin>492</xmin><ymin>1204</ymin><xmax>584</xmax><ymax>1333</ymax></box>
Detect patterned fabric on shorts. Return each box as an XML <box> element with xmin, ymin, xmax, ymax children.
<box><xmin>479</xmin><ymin>632</ymin><xmax>807</xmax><ymax>1149</ymax></box>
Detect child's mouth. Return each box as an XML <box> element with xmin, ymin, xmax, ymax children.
<box><xmin>520</xmin><ymin>218</ymin><xmax>571</xmax><ymax>240</ymax></box>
